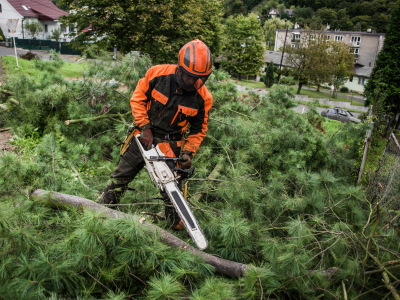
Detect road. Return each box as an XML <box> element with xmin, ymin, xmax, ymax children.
<box><xmin>0</xmin><ymin>46</ymin><xmax>79</xmax><ymax>62</ymax></box>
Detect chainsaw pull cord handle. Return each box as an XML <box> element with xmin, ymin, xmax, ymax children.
<box><xmin>120</xmin><ymin>122</ymin><xmax>137</xmax><ymax>156</ymax></box>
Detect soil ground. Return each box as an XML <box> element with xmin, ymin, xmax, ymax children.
<box><xmin>0</xmin><ymin>130</ymin><xmax>13</xmax><ymax>154</ymax></box>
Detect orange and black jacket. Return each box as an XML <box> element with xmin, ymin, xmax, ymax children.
<box><xmin>130</xmin><ymin>64</ymin><xmax>213</xmax><ymax>156</ymax></box>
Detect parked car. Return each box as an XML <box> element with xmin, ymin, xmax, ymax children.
<box><xmin>321</xmin><ymin>107</ymin><xmax>361</xmax><ymax>123</ymax></box>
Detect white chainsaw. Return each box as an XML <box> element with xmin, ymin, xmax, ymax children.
<box><xmin>135</xmin><ymin>135</ymin><xmax>208</xmax><ymax>250</ymax></box>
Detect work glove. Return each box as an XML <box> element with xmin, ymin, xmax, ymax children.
<box><xmin>140</xmin><ymin>128</ymin><xmax>153</xmax><ymax>150</ymax></box>
<box><xmin>179</xmin><ymin>153</ymin><xmax>192</xmax><ymax>169</ymax></box>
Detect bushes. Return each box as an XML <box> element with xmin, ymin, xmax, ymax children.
<box><xmin>340</xmin><ymin>86</ymin><xmax>349</xmax><ymax>93</ymax></box>
<box><xmin>18</xmin><ymin>51</ymin><xmax>41</xmax><ymax>61</ymax></box>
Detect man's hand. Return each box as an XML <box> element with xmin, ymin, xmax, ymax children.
<box><xmin>180</xmin><ymin>153</ymin><xmax>192</xmax><ymax>169</ymax></box>
<box><xmin>140</xmin><ymin>128</ymin><xmax>153</xmax><ymax>150</ymax></box>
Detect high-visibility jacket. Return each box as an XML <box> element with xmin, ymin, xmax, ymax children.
<box><xmin>130</xmin><ymin>64</ymin><xmax>213</xmax><ymax>156</ymax></box>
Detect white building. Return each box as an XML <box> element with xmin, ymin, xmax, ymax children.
<box><xmin>0</xmin><ymin>0</ymin><xmax>72</xmax><ymax>41</ymax></box>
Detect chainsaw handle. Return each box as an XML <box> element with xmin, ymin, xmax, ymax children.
<box><xmin>149</xmin><ymin>156</ymin><xmax>184</xmax><ymax>162</ymax></box>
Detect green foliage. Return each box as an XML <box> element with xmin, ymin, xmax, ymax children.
<box><xmin>0</xmin><ymin>25</ymin><xmax>5</xmax><ymax>41</ymax></box>
<box><xmin>1</xmin><ymin>52</ymin><xmax>399</xmax><ymax>299</ymax></box>
<box><xmin>340</xmin><ymin>86</ymin><xmax>349</xmax><ymax>93</ymax></box>
<box><xmin>264</xmin><ymin>62</ymin><xmax>275</xmax><ymax>87</ymax></box>
<box><xmin>263</xmin><ymin>17</ymin><xmax>293</xmax><ymax>44</ymax></box>
<box><xmin>2</xmin><ymin>56</ymin><xmax>87</xmax><ymax>81</ymax></box>
<box><xmin>24</xmin><ymin>20</ymin><xmax>45</xmax><ymax>39</ymax></box>
<box><xmin>60</xmin><ymin>0</ymin><xmax>224</xmax><ymax>64</ymax></box>
<box><xmin>49</xmin><ymin>27</ymin><xmax>62</xmax><ymax>42</ymax></box>
<box><xmin>365</xmin><ymin>0</ymin><xmax>400</xmax><ymax>121</ymax></box>
<box><xmin>221</xmin><ymin>14</ymin><xmax>265</xmax><ymax>76</ymax></box>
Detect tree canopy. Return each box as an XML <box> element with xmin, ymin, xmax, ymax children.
<box><xmin>61</xmin><ymin>0</ymin><xmax>224</xmax><ymax>64</ymax></box>
<box><xmin>221</xmin><ymin>14</ymin><xmax>265</xmax><ymax>76</ymax></box>
<box><xmin>263</xmin><ymin>17</ymin><xmax>293</xmax><ymax>45</ymax></box>
<box><xmin>285</xmin><ymin>30</ymin><xmax>354</xmax><ymax>95</ymax></box>
<box><xmin>364</xmin><ymin>0</ymin><xmax>400</xmax><ymax>130</ymax></box>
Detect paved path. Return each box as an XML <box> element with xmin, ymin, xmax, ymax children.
<box><xmin>299</xmin><ymin>85</ymin><xmax>365</xmax><ymax>105</ymax></box>
<box><xmin>0</xmin><ymin>46</ymin><xmax>79</xmax><ymax>62</ymax></box>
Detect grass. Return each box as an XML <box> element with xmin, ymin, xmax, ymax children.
<box><xmin>2</xmin><ymin>56</ymin><xmax>87</xmax><ymax>80</ymax></box>
<box><xmin>230</xmin><ymin>79</ymin><xmax>267</xmax><ymax>89</ymax></box>
<box><xmin>291</xmin><ymin>87</ymin><xmax>364</xmax><ymax>106</ymax></box>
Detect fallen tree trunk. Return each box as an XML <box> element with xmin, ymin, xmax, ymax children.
<box><xmin>31</xmin><ymin>189</ymin><xmax>248</xmax><ymax>278</ymax></box>
<box><xmin>65</xmin><ymin>111</ymin><xmax>131</xmax><ymax>125</ymax></box>
<box><xmin>0</xmin><ymin>104</ymin><xmax>8</xmax><ymax>111</ymax></box>
<box><xmin>0</xmin><ymin>127</ymin><xmax>11</xmax><ymax>132</ymax></box>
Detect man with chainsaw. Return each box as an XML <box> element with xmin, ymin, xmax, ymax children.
<box><xmin>99</xmin><ymin>39</ymin><xmax>213</xmax><ymax>230</ymax></box>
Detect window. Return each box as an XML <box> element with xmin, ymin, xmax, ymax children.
<box><xmin>22</xmin><ymin>5</ymin><xmax>29</xmax><ymax>10</ymax></box>
<box><xmin>349</xmin><ymin>75</ymin><xmax>353</xmax><ymax>82</ymax></box>
<box><xmin>45</xmin><ymin>24</ymin><xmax>48</xmax><ymax>33</ymax></box>
<box><xmin>323</xmin><ymin>35</ymin><xmax>331</xmax><ymax>41</ymax></box>
<box><xmin>335</xmin><ymin>35</ymin><xmax>343</xmax><ymax>41</ymax></box>
<box><xmin>61</xmin><ymin>26</ymin><xmax>67</xmax><ymax>33</ymax></box>
<box><xmin>0</xmin><ymin>4</ymin><xmax>2</xmax><ymax>13</ymax></box>
<box><xmin>293</xmin><ymin>33</ymin><xmax>300</xmax><ymax>39</ymax></box>
<box><xmin>350</xmin><ymin>48</ymin><xmax>359</xmax><ymax>55</ymax></box>
<box><xmin>358</xmin><ymin>77</ymin><xmax>365</xmax><ymax>85</ymax></box>
<box><xmin>309</xmin><ymin>34</ymin><xmax>315</xmax><ymax>40</ymax></box>
<box><xmin>351</xmin><ymin>36</ymin><xmax>361</xmax><ymax>46</ymax></box>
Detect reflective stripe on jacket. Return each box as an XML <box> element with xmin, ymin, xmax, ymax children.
<box><xmin>130</xmin><ymin>64</ymin><xmax>213</xmax><ymax>156</ymax></box>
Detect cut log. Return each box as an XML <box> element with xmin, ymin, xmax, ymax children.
<box><xmin>0</xmin><ymin>104</ymin><xmax>8</xmax><ymax>111</ymax></box>
<box><xmin>0</xmin><ymin>89</ymin><xmax>13</xmax><ymax>96</ymax></box>
<box><xmin>31</xmin><ymin>189</ymin><xmax>248</xmax><ymax>278</ymax></box>
<box><xmin>0</xmin><ymin>127</ymin><xmax>11</xmax><ymax>132</ymax></box>
<box><xmin>65</xmin><ymin>111</ymin><xmax>131</xmax><ymax>125</ymax></box>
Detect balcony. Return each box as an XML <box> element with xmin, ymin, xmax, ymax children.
<box><xmin>291</xmin><ymin>39</ymin><xmax>300</xmax><ymax>43</ymax></box>
<box><xmin>351</xmin><ymin>42</ymin><xmax>360</xmax><ymax>47</ymax></box>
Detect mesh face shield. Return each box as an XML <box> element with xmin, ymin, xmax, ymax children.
<box><xmin>175</xmin><ymin>66</ymin><xmax>210</xmax><ymax>92</ymax></box>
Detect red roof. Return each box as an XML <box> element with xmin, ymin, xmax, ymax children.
<box><xmin>7</xmin><ymin>0</ymin><xmax>68</xmax><ymax>20</ymax></box>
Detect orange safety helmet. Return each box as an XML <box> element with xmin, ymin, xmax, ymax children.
<box><xmin>176</xmin><ymin>39</ymin><xmax>213</xmax><ymax>91</ymax></box>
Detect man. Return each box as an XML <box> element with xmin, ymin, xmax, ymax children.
<box><xmin>99</xmin><ymin>39</ymin><xmax>213</xmax><ymax>229</ymax></box>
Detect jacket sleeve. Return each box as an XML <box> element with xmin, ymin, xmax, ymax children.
<box><xmin>183</xmin><ymin>91</ymin><xmax>213</xmax><ymax>156</ymax></box>
<box><xmin>130</xmin><ymin>69</ymin><xmax>153</xmax><ymax>130</ymax></box>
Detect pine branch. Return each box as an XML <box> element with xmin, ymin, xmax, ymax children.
<box><xmin>190</xmin><ymin>163</ymin><xmax>223</xmax><ymax>203</ymax></box>
<box><xmin>382</xmin><ymin>271</ymin><xmax>400</xmax><ymax>300</ymax></box>
<box><xmin>65</xmin><ymin>111</ymin><xmax>131</xmax><ymax>125</ymax></box>
<box><xmin>31</xmin><ymin>189</ymin><xmax>249</xmax><ymax>278</ymax></box>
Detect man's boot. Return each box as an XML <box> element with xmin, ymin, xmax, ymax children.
<box><xmin>97</xmin><ymin>183</ymin><xmax>126</xmax><ymax>205</ymax></box>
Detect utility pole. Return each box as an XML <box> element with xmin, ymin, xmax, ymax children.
<box><xmin>278</xmin><ymin>27</ymin><xmax>289</xmax><ymax>84</ymax></box>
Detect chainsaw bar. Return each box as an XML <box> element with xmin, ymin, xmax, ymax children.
<box><xmin>135</xmin><ymin>135</ymin><xmax>208</xmax><ymax>250</ymax></box>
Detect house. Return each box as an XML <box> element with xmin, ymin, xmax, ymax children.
<box><xmin>274</xmin><ymin>29</ymin><xmax>385</xmax><ymax>68</ymax></box>
<box><xmin>0</xmin><ymin>0</ymin><xmax>72</xmax><ymax>41</ymax></box>
<box><xmin>343</xmin><ymin>64</ymin><xmax>373</xmax><ymax>93</ymax></box>
<box><xmin>269</xmin><ymin>8</ymin><xmax>294</xmax><ymax>18</ymax></box>
<box><xmin>264</xmin><ymin>50</ymin><xmax>373</xmax><ymax>93</ymax></box>
<box><xmin>264</xmin><ymin>50</ymin><xmax>290</xmax><ymax>68</ymax></box>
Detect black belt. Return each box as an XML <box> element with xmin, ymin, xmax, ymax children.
<box><xmin>153</xmin><ymin>132</ymin><xmax>182</xmax><ymax>141</ymax></box>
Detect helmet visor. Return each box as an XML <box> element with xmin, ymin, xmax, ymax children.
<box><xmin>176</xmin><ymin>66</ymin><xmax>210</xmax><ymax>92</ymax></box>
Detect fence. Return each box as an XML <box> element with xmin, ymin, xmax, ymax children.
<box><xmin>10</xmin><ymin>38</ymin><xmax>81</xmax><ymax>55</ymax></box>
<box><xmin>367</xmin><ymin>133</ymin><xmax>400</xmax><ymax>225</ymax></box>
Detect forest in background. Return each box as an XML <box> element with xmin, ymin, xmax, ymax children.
<box><xmin>223</xmin><ymin>0</ymin><xmax>396</xmax><ymax>32</ymax></box>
